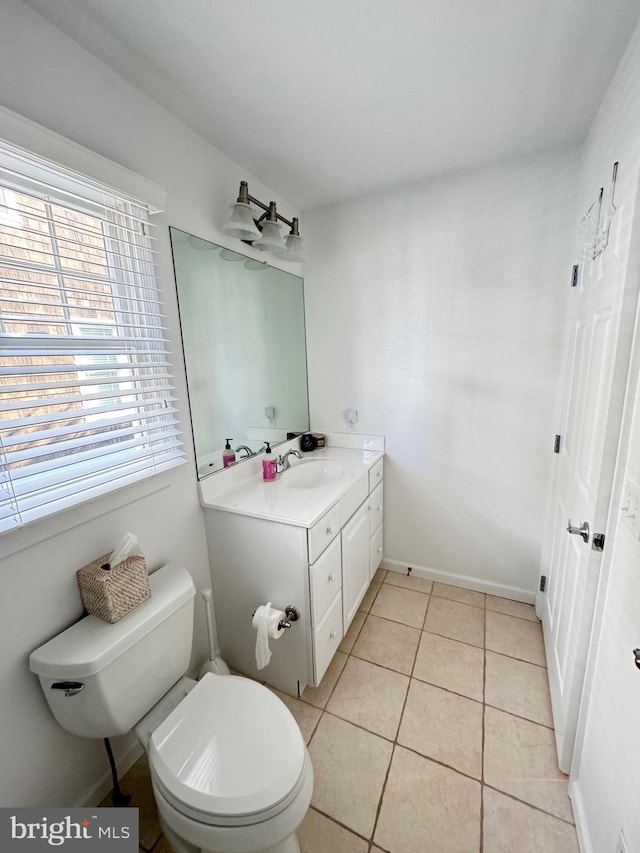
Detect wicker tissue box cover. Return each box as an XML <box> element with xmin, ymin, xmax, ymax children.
<box><xmin>77</xmin><ymin>553</ymin><xmax>151</xmax><ymax>623</ymax></box>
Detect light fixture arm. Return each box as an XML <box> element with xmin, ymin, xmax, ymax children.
<box><xmin>236</xmin><ymin>180</ymin><xmax>297</xmax><ymax>230</ymax></box>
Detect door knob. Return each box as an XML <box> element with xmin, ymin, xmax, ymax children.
<box><xmin>566</xmin><ymin>519</ymin><xmax>590</xmax><ymax>543</ymax></box>
<box><xmin>633</xmin><ymin>649</ymin><xmax>640</xmax><ymax>670</ymax></box>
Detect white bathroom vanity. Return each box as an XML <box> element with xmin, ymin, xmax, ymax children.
<box><xmin>199</xmin><ymin>436</ymin><xmax>384</xmax><ymax>697</ymax></box>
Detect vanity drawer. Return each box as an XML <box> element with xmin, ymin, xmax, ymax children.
<box><xmin>309</xmin><ymin>536</ymin><xmax>342</xmax><ymax>627</ymax></box>
<box><xmin>369</xmin><ymin>458</ymin><xmax>384</xmax><ymax>492</ymax></box>
<box><xmin>370</xmin><ymin>524</ymin><xmax>384</xmax><ymax>579</ymax></box>
<box><xmin>339</xmin><ymin>476</ymin><xmax>369</xmax><ymax>527</ymax></box>
<box><xmin>308</xmin><ymin>504</ymin><xmax>341</xmax><ymax>564</ymax></box>
<box><xmin>369</xmin><ymin>481</ymin><xmax>384</xmax><ymax>536</ymax></box>
<box><xmin>312</xmin><ymin>591</ymin><xmax>343</xmax><ymax>686</ymax></box>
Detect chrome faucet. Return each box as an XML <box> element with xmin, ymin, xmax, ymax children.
<box><xmin>277</xmin><ymin>449</ymin><xmax>303</xmax><ymax>471</ymax></box>
<box><xmin>235</xmin><ymin>445</ymin><xmax>254</xmax><ymax>459</ymax></box>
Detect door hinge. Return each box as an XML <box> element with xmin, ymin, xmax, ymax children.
<box><xmin>539</xmin><ymin>575</ymin><xmax>547</xmax><ymax>592</ymax></box>
<box><xmin>553</xmin><ymin>435</ymin><xmax>561</xmax><ymax>454</ymax></box>
<box><xmin>592</xmin><ymin>532</ymin><xmax>606</xmax><ymax>552</ymax></box>
<box><xmin>571</xmin><ymin>264</ymin><xmax>579</xmax><ymax>287</ymax></box>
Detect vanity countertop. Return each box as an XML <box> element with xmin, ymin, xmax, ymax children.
<box><xmin>199</xmin><ymin>446</ymin><xmax>383</xmax><ymax>528</ymax></box>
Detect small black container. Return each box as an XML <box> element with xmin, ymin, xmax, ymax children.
<box><xmin>299</xmin><ymin>433</ymin><xmax>318</xmax><ymax>452</ymax></box>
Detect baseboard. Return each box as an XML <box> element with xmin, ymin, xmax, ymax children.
<box><xmin>569</xmin><ymin>779</ymin><xmax>592</xmax><ymax>853</ymax></box>
<box><xmin>74</xmin><ymin>738</ymin><xmax>144</xmax><ymax>808</ymax></box>
<box><xmin>380</xmin><ymin>559</ymin><xmax>536</xmax><ymax>604</ymax></box>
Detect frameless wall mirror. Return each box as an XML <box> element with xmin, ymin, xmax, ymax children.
<box><xmin>170</xmin><ymin>228</ymin><xmax>309</xmax><ymax>478</ymax></box>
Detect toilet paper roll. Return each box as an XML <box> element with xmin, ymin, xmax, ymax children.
<box><xmin>252</xmin><ymin>602</ymin><xmax>286</xmax><ymax>670</ymax></box>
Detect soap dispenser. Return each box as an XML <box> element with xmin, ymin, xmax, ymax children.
<box><xmin>262</xmin><ymin>442</ymin><xmax>277</xmax><ymax>481</ymax></box>
<box><xmin>222</xmin><ymin>438</ymin><xmax>236</xmax><ymax>468</ymax></box>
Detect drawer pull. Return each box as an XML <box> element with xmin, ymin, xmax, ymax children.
<box><xmin>377</xmin><ymin>547</ymin><xmax>382</xmax><ymax>554</ymax></box>
<box><xmin>330</xmin><ymin>630</ymin><xmax>338</xmax><ymax>640</ymax></box>
<box><xmin>326</xmin><ymin>526</ymin><xmax>333</xmax><ymax>535</ymax></box>
<box><xmin>328</xmin><ymin>572</ymin><xmax>336</xmax><ymax>582</ymax></box>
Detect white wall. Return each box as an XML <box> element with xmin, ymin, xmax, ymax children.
<box><xmin>0</xmin><ymin>0</ymin><xmax>300</xmax><ymax>808</ymax></box>
<box><xmin>568</xmin><ymin>18</ymin><xmax>640</xmax><ymax>853</ymax></box>
<box><xmin>304</xmin><ymin>150</ymin><xmax>579</xmax><ymax>598</ymax></box>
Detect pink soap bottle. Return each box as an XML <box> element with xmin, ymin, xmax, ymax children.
<box><xmin>262</xmin><ymin>442</ymin><xmax>277</xmax><ymax>481</ymax></box>
<box><xmin>222</xmin><ymin>438</ymin><xmax>236</xmax><ymax>468</ymax></box>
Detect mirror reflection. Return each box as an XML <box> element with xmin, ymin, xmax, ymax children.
<box><xmin>170</xmin><ymin>228</ymin><xmax>309</xmax><ymax>478</ymax></box>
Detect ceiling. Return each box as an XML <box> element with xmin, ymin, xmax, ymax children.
<box><xmin>24</xmin><ymin>0</ymin><xmax>640</xmax><ymax>210</ymax></box>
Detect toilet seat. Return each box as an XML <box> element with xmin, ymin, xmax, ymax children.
<box><xmin>148</xmin><ymin>673</ymin><xmax>306</xmax><ymax>826</ymax></box>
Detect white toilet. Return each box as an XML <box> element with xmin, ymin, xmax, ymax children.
<box><xmin>29</xmin><ymin>564</ymin><xmax>313</xmax><ymax>853</ymax></box>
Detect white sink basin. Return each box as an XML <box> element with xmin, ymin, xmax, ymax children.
<box><xmin>281</xmin><ymin>459</ymin><xmax>346</xmax><ymax>489</ymax></box>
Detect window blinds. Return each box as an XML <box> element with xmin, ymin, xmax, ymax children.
<box><xmin>0</xmin><ymin>140</ymin><xmax>184</xmax><ymax>533</ymax></box>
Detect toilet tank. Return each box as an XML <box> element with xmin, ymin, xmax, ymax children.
<box><xmin>29</xmin><ymin>563</ymin><xmax>196</xmax><ymax>738</ymax></box>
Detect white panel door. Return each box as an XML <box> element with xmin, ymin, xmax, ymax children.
<box><xmin>540</xmin><ymin>171</ymin><xmax>640</xmax><ymax>773</ymax></box>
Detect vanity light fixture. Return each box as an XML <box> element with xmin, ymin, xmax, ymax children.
<box><xmin>222</xmin><ymin>180</ymin><xmax>305</xmax><ymax>262</ymax></box>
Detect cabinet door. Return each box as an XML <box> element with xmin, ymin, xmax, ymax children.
<box><xmin>369</xmin><ymin>481</ymin><xmax>384</xmax><ymax>537</ymax></box>
<box><xmin>370</xmin><ymin>523</ymin><xmax>384</xmax><ymax>579</ymax></box>
<box><xmin>341</xmin><ymin>501</ymin><xmax>371</xmax><ymax>631</ymax></box>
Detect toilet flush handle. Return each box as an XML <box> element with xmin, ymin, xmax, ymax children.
<box><xmin>51</xmin><ymin>681</ymin><xmax>85</xmax><ymax>697</ymax></box>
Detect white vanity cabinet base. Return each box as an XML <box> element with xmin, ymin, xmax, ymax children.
<box><xmin>341</xmin><ymin>501</ymin><xmax>371</xmax><ymax>630</ymax></box>
<box><xmin>203</xmin><ymin>510</ymin><xmax>313</xmax><ymax>697</ymax></box>
<box><xmin>202</xmin><ymin>451</ymin><xmax>384</xmax><ymax>697</ymax></box>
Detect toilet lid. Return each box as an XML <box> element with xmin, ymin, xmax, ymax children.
<box><xmin>149</xmin><ymin>673</ymin><xmax>306</xmax><ymax>819</ymax></box>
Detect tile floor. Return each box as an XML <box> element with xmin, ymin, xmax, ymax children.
<box><xmin>107</xmin><ymin>569</ymin><xmax>579</xmax><ymax>853</ymax></box>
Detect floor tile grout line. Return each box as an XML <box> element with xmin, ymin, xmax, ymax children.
<box><xmin>319</xmin><ymin>706</ymin><xmax>485</xmax><ymax>786</ymax></box>
<box><xmin>482</xmin><ymin>783</ymin><xmax>577</xmax><ymax>827</ymax></box>
<box><xmin>348</xmin><ymin>638</ymin><xmax>420</xmax><ymax>679</ymax></box>
<box><xmin>368</xmin><ymin>742</ymin><xmax>396</xmax><ymax>848</ymax></box>
<box><xmin>358</xmin><ymin>609</ymin><xmax>425</xmax><ymax>633</ymax></box>
<box><xmin>431</xmin><ymin>591</ymin><xmax>486</xmax><ymax>611</ymax></box>
<box><xmin>305</xmin><ymin>805</ymin><xmax>372</xmax><ymax>846</ymax></box>
<box><xmin>409</xmin><ymin>671</ymin><xmax>484</xmax><ymax>705</ymax></box>
<box><xmin>485</xmin><ymin>606</ymin><xmax>540</xmax><ymax>624</ymax></box>
<box><xmin>371</xmin><ymin>587</ymin><xmax>431</xmax><ymax>627</ymax></box>
<box><xmin>382</xmin><ymin>575</ymin><xmax>434</xmax><ymax>595</ymax></box>
<box><xmin>421</xmin><ymin>588</ymin><xmax>433</xmax><ymax>632</ymax></box>
<box><xmin>305</xmin><ymin>704</ymin><xmax>324</xmax><ymax>745</ymax></box>
<box><xmin>369</xmin><ymin>628</ymin><xmax>421</xmax><ymax>847</ymax></box>
<box><xmin>304</xmin><ymin>654</ymin><xmax>349</xmax><ymax>712</ymax></box>
<box><xmin>316</xmin><ymin>613</ymin><xmax>420</xmax><ymax>846</ymax></box>
<box><xmin>341</xmin><ymin>609</ymin><xmax>368</xmax><ymax>654</ymax></box>
<box><xmin>483</xmin><ymin>701</ymin><xmax>555</xmax><ymax>730</ymax></box>
<box><xmin>421</xmin><ymin>623</ymin><xmax>484</xmax><ymax>650</ymax></box>
<box><xmin>486</xmin><ymin>647</ymin><xmax>548</xmax><ymax>670</ymax></box>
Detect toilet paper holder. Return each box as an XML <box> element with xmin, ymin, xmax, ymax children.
<box><xmin>252</xmin><ymin>604</ymin><xmax>300</xmax><ymax>631</ymax></box>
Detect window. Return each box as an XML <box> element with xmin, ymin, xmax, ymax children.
<box><xmin>0</xmin><ymin>140</ymin><xmax>184</xmax><ymax>533</ymax></box>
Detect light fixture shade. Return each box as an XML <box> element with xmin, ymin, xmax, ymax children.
<box><xmin>282</xmin><ymin>232</ymin><xmax>305</xmax><ymax>262</ymax></box>
<box><xmin>223</xmin><ymin>202</ymin><xmax>261</xmax><ymax>240</ymax></box>
<box><xmin>252</xmin><ymin>220</ymin><xmax>286</xmax><ymax>254</ymax></box>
